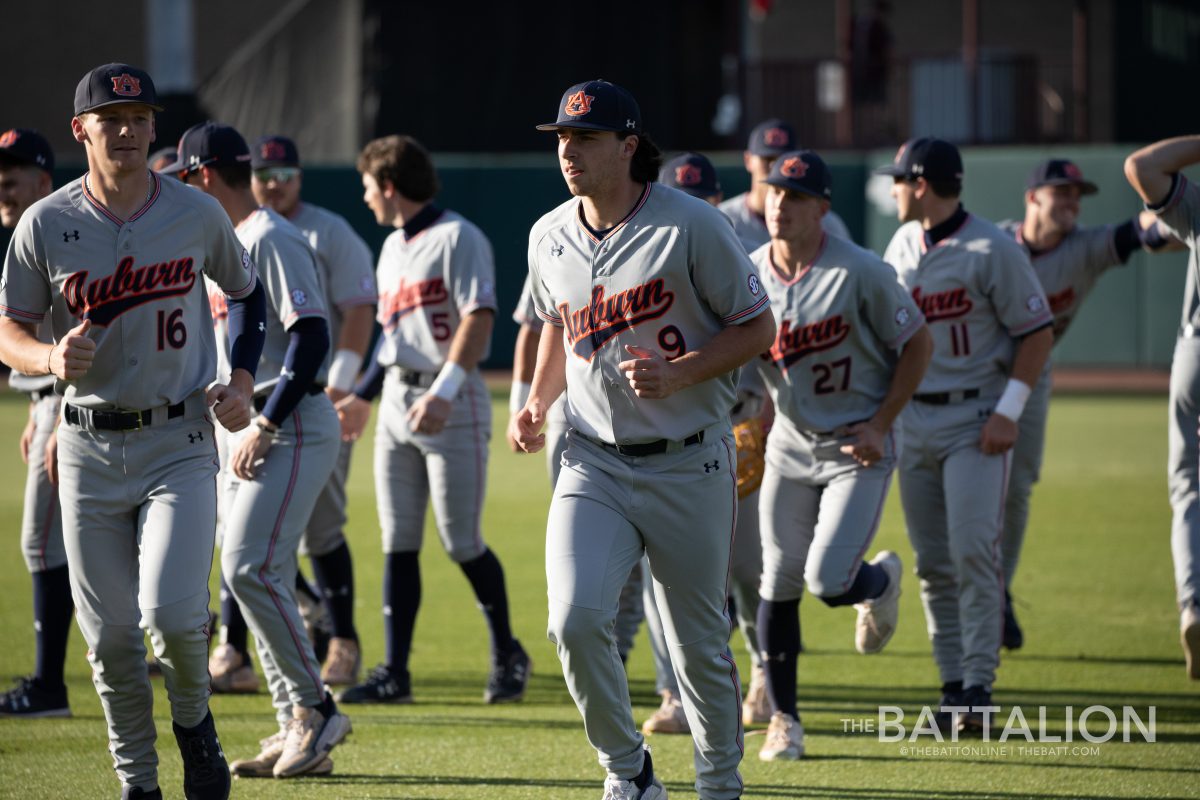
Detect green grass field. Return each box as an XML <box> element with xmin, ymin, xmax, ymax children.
<box><xmin>0</xmin><ymin>390</ymin><xmax>1197</xmax><ymax>799</ymax></box>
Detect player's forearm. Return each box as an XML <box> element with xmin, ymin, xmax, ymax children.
<box><xmin>1125</xmin><ymin>136</ymin><xmax>1200</xmax><ymax>205</ymax></box>
<box><xmin>336</xmin><ymin>303</ymin><xmax>376</xmax><ymax>356</ymax></box>
<box><xmin>444</xmin><ymin>309</ymin><xmax>494</xmax><ymax>372</ymax></box>
<box><xmin>529</xmin><ymin>322</ymin><xmax>567</xmax><ymax>408</ymax></box>
<box><xmin>512</xmin><ymin>324</ymin><xmax>540</xmax><ymax>384</ymax></box>
<box><xmin>871</xmin><ymin>325</ymin><xmax>933</xmax><ymax>431</ymax></box>
<box><xmin>668</xmin><ymin>311</ymin><xmax>776</xmax><ymax>393</ymax></box>
<box><xmin>1009</xmin><ymin>326</ymin><xmax>1054</xmax><ymax>387</ymax></box>
<box><xmin>0</xmin><ymin>318</ymin><xmax>53</xmax><ymax>377</ymax></box>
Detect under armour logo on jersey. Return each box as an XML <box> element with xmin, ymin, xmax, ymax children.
<box><xmin>62</xmin><ymin>230</ymin><xmax>79</xmax><ymax>242</ymax></box>
<box><xmin>110</xmin><ymin>73</ymin><xmax>142</xmax><ymax>97</ymax></box>
<box><xmin>187</xmin><ymin>431</ymin><xmax>204</xmax><ymax>443</ymax></box>
<box><xmin>257</xmin><ymin>322</ymin><xmax>265</xmax><ymax>332</ymax></box>
<box><xmin>549</xmin><ymin>243</ymin><xmax>564</xmax><ymax>257</ymax></box>
<box><xmin>703</xmin><ymin>460</ymin><xmax>720</xmax><ymax>473</ymax></box>
<box><xmin>780</xmin><ymin>156</ymin><xmax>808</xmax><ymax>179</ymax></box>
<box><xmin>564</xmin><ymin>90</ymin><xmax>594</xmax><ymax>117</ymax></box>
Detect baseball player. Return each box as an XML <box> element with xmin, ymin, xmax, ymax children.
<box><xmin>0</xmin><ymin>64</ymin><xmax>270</xmax><ymax>800</ymax></box>
<box><xmin>717</xmin><ymin>119</ymin><xmax>852</xmax><ymax>250</ymax></box>
<box><xmin>1124</xmin><ymin>135</ymin><xmax>1200</xmax><ymax>679</ymax></box>
<box><xmin>167</xmin><ymin>121</ymin><xmax>351</xmax><ymax>778</ymax></box>
<box><xmin>0</xmin><ymin>129</ymin><xmax>72</xmax><ymax>720</ymax></box>
<box><xmin>997</xmin><ymin>159</ymin><xmax>1181</xmax><ymax>650</ymax></box>
<box><xmin>513</xmin><ymin>79</ymin><xmax>776</xmax><ymax>800</ymax></box>
<box><xmin>877</xmin><ymin>137</ymin><xmax>1053</xmax><ymax>733</ymax></box>
<box><xmin>336</xmin><ymin>134</ymin><xmax>531</xmax><ymax>706</ymax></box>
<box><xmin>749</xmin><ymin>150</ymin><xmax>932</xmax><ymax>760</ymax></box>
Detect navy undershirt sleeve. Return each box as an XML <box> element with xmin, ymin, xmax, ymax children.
<box><xmin>260</xmin><ymin>316</ymin><xmax>329</xmax><ymax>426</ymax></box>
<box><xmin>226</xmin><ymin>279</ymin><xmax>267</xmax><ymax>377</ymax></box>
<box><xmin>352</xmin><ymin>336</ymin><xmax>387</xmax><ymax>402</ymax></box>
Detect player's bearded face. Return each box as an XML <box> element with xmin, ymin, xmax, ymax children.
<box><xmin>557</xmin><ymin>130</ymin><xmax>625</xmax><ymax>197</ymax></box>
<box><xmin>75</xmin><ymin>105</ymin><xmax>155</xmax><ymax>174</ymax></box>
<box><xmin>0</xmin><ymin>166</ymin><xmax>47</xmax><ymax>228</ymax></box>
<box><xmin>1034</xmin><ymin>185</ymin><xmax>1080</xmax><ymax>234</ymax></box>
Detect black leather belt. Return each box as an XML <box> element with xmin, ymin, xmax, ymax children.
<box><xmin>253</xmin><ymin>385</ymin><xmax>326</xmax><ymax>412</ymax></box>
<box><xmin>30</xmin><ymin>387</ymin><xmax>56</xmax><ymax>401</ymax></box>
<box><xmin>64</xmin><ymin>401</ymin><xmax>185</xmax><ymax>431</ymax></box>
<box><xmin>583</xmin><ymin>430</ymin><xmax>705</xmax><ymax>457</ymax></box>
<box><xmin>1181</xmin><ymin>324</ymin><xmax>1200</xmax><ymax>338</ymax></box>
<box><xmin>913</xmin><ymin>388</ymin><xmax>981</xmax><ymax>405</ymax></box>
<box><xmin>396</xmin><ymin>369</ymin><xmax>436</xmax><ymax>388</ymax></box>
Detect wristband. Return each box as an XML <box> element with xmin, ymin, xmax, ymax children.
<box><xmin>509</xmin><ymin>380</ymin><xmax>532</xmax><ymax>414</ymax></box>
<box><xmin>326</xmin><ymin>348</ymin><xmax>364</xmax><ymax>392</ymax></box>
<box><xmin>429</xmin><ymin>361</ymin><xmax>467</xmax><ymax>401</ymax></box>
<box><xmin>255</xmin><ymin>419</ymin><xmax>279</xmax><ymax>438</ymax></box>
<box><xmin>994</xmin><ymin>378</ymin><xmax>1032</xmax><ymax>422</ymax></box>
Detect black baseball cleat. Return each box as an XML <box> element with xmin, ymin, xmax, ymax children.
<box><xmin>335</xmin><ymin>664</ymin><xmax>413</xmax><ymax>704</ymax></box>
<box><xmin>0</xmin><ymin>675</ymin><xmax>70</xmax><ymax>718</ymax></box>
<box><xmin>1003</xmin><ymin>591</ymin><xmax>1024</xmax><ymax>650</ymax></box>
<box><xmin>172</xmin><ymin>710</ymin><xmax>231</xmax><ymax>800</ymax></box>
<box><xmin>958</xmin><ymin>685</ymin><xmax>997</xmax><ymax>736</ymax></box>
<box><xmin>484</xmin><ymin>641</ymin><xmax>532</xmax><ymax>704</ymax></box>
<box><xmin>121</xmin><ymin>786</ymin><xmax>163</xmax><ymax>799</ymax></box>
<box><xmin>932</xmin><ymin>682</ymin><xmax>965</xmax><ymax>735</ymax></box>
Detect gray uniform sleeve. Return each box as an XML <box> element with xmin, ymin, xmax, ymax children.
<box><xmin>1151</xmin><ymin>175</ymin><xmax>1199</xmax><ymax>243</ymax></box>
<box><xmin>202</xmin><ymin>203</ymin><xmax>257</xmax><ymax>299</ymax></box>
<box><xmin>688</xmin><ymin>207</ymin><xmax>771</xmax><ymax>325</ymax></box>
<box><xmin>986</xmin><ymin>240</ymin><xmax>1053</xmax><ymax>337</ymax></box>
<box><xmin>0</xmin><ymin>211</ymin><xmax>51</xmax><ymax>323</ymax></box>
<box><xmin>451</xmin><ymin>225</ymin><xmax>498</xmax><ymax>315</ymax></box>
<box><xmin>325</xmin><ymin>219</ymin><xmax>377</xmax><ymax>308</ymax></box>
<box><xmin>527</xmin><ymin>227</ymin><xmax>561</xmax><ymax>326</ymax></box>
<box><xmin>860</xmin><ymin>258</ymin><xmax>925</xmax><ymax>349</ymax></box>
<box><xmin>257</xmin><ymin>236</ymin><xmax>327</xmax><ymax>329</ymax></box>
<box><xmin>513</xmin><ymin>274</ymin><xmax>544</xmax><ymax>330</ymax></box>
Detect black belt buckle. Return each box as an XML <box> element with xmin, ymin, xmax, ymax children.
<box><xmin>66</xmin><ymin>401</ymin><xmax>185</xmax><ymax>431</ymax></box>
<box><xmin>397</xmin><ymin>369</ymin><xmax>435</xmax><ymax>388</ymax></box>
<box><xmin>914</xmin><ymin>388</ymin><xmax>980</xmax><ymax>405</ymax></box>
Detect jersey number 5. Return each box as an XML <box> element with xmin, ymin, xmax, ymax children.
<box><xmin>157</xmin><ymin>309</ymin><xmax>188</xmax><ymax>350</ymax></box>
<box><xmin>813</xmin><ymin>357</ymin><xmax>851</xmax><ymax>394</ymax></box>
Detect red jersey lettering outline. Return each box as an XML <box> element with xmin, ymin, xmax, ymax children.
<box><xmin>559</xmin><ymin>280</ymin><xmax>675</xmax><ymax>361</ymax></box>
<box><xmin>380</xmin><ymin>277</ymin><xmax>449</xmax><ymax>330</ymax></box>
<box><xmin>911</xmin><ymin>286</ymin><xmax>973</xmax><ymax>322</ymax></box>
<box><xmin>769</xmin><ymin>315</ymin><xmax>851</xmax><ymax>369</ymax></box>
<box><xmin>63</xmin><ymin>256</ymin><xmax>197</xmax><ymax>326</ymax></box>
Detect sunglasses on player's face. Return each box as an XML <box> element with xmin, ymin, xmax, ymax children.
<box><xmin>254</xmin><ymin>167</ymin><xmax>300</xmax><ymax>184</ymax></box>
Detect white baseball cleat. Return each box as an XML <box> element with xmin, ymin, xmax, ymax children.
<box><xmin>209</xmin><ymin>642</ymin><xmax>260</xmax><ymax>694</ymax></box>
<box><xmin>759</xmin><ymin>711</ymin><xmax>805</xmax><ymax>761</ymax></box>
<box><xmin>1182</xmin><ymin>602</ymin><xmax>1200</xmax><ymax>680</ymax></box>
<box><xmin>854</xmin><ymin>550</ymin><xmax>903</xmax><ymax>654</ymax></box>
<box><xmin>273</xmin><ymin>697</ymin><xmax>352</xmax><ymax>778</ymax></box>
<box><xmin>641</xmin><ymin>689</ymin><xmax>689</xmax><ymax>735</ymax></box>
<box><xmin>742</xmin><ymin>664</ymin><xmax>775</xmax><ymax>725</ymax></box>
<box><xmin>601</xmin><ymin>748</ymin><xmax>667</xmax><ymax>799</ymax></box>
<box><xmin>230</xmin><ymin>728</ymin><xmax>287</xmax><ymax>778</ymax></box>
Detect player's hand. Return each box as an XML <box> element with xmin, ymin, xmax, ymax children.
<box><xmin>50</xmin><ymin>319</ymin><xmax>95</xmax><ymax>380</ymax></box>
<box><xmin>231</xmin><ymin>419</ymin><xmax>274</xmax><ymax>480</ymax></box>
<box><xmin>207</xmin><ymin>381</ymin><xmax>253</xmax><ymax>433</ymax></box>
<box><xmin>839</xmin><ymin>420</ymin><xmax>888</xmax><ymax>467</ymax></box>
<box><xmin>510</xmin><ymin>401</ymin><xmax>546</xmax><ymax>454</ymax></box>
<box><xmin>335</xmin><ymin>394</ymin><xmax>372</xmax><ymax>441</ymax></box>
<box><xmin>407</xmin><ymin>393</ymin><xmax>452</xmax><ymax>436</ymax></box>
<box><xmin>619</xmin><ymin>345</ymin><xmax>683</xmax><ymax>399</ymax></box>
<box><xmin>325</xmin><ymin>387</ymin><xmax>350</xmax><ymax>405</ymax></box>
<box><xmin>44</xmin><ymin>430</ymin><xmax>58</xmax><ymax>486</ymax></box>
<box><xmin>979</xmin><ymin>412</ymin><xmax>1018</xmax><ymax>455</ymax></box>
<box><xmin>19</xmin><ymin>407</ymin><xmax>35</xmax><ymax>464</ymax></box>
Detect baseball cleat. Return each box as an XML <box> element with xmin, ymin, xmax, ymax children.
<box><xmin>321</xmin><ymin>637</ymin><xmax>361</xmax><ymax>686</ymax></box>
<box><xmin>932</xmin><ymin>684</ymin><xmax>966</xmax><ymax>734</ymax></box>
<box><xmin>642</xmin><ymin>689</ymin><xmax>690</xmax><ymax>734</ymax></box>
<box><xmin>957</xmin><ymin>685</ymin><xmax>996</xmax><ymax>735</ymax></box>
<box><xmin>484</xmin><ymin>641</ymin><xmax>531</xmax><ymax>704</ymax></box>
<box><xmin>759</xmin><ymin>711</ymin><xmax>804</xmax><ymax>761</ymax></box>
<box><xmin>208</xmin><ymin>643</ymin><xmax>259</xmax><ymax>694</ymax></box>
<box><xmin>1003</xmin><ymin>590</ymin><xmax>1024</xmax><ymax>650</ymax></box>
<box><xmin>172</xmin><ymin>710</ymin><xmax>231</xmax><ymax>800</ymax></box>
<box><xmin>121</xmin><ymin>786</ymin><xmax>163</xmax><ymax>799</ymax></box>
<box><xmin>229</xmin><ymin>728</ymin><xmax>288</xmax><ymax>778</ymax></box>
<box><xmin>273</xmin><ymin>694</ymin><xmax>352</xmax><ymax>778</ymax></box>
<box><xmin>854</xmin><ymin>550</ymin><xmax>903</xmax><ymax>654</ymax></box>
<box><xmin>296</xmin><ymin>589</ymin><xmax>333</xmax><ymax>664</ymax></box>
<box><xmin>336</xmin><ymin>664</ymin><xmax>413</xmax><ymax>704</ymax></box>
<box><xmin>742</xmin><ymin>665</ymin><xmax>775</xmax><ymax>725</ymax></box>
<box><xmin>1182</xmin><ymin>602</ymin><xmax>1200</xmax><ymax>680</ymax></box>
<box><xmin>602</xmin><ymin>746</ymin><xmax>666</xmax><ymax>800</ymax></box>
<box><xmin>0</xmin><ymin>676</ymin><xmax>70</xmax><ymax>718</ymax></box>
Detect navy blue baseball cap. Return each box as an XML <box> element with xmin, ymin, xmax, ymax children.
<box><xmin>1027</xmin><ymin>158</ymin><xmax>1098</xmax><ymax>195</ymax></box>
<box><xmin>163</xmin><ymin>122</ymin><xmax>251</xmax><ymax>176</ymax></box>
<box><xmin>659</xmin><ymin>152</ymin><xmax>721</xmax><ymax>198</ymax></box>
<box><xmin>251</xmin><ymin>135</ymin><xmax>301</xmax><ymax>169</ymax></box>
<box><xmin>873</xmin><ymin>137</ymin><xmax>963</xmax><ymax>182</ymax></box>
<box><xmin>747</xmin><ymin>119</ymin><xmax>797</xmax><ymax>157</ymax></box>
<box><xmin>536</xmin><ymin>80</ymin><xmax>642</xmax><ymax>135</ymax></box>
<box><xmin>74</xmin><ymin>63</ymin><xmax>162</xmax><ymax>116</ymax></box>
<box><xmin>762</xmin><ymin>150</ymin><xmax>833</xmax><ymax>201</ymax></box>
<box><xmin>0</xmin><ymin>128</ymin><xmax>54</xmax><ymax>173</ymax></box>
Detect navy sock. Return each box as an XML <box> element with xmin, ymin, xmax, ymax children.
<box><xmin>757</xmin><ymin>598</ymin><xmax>801</xmax><ymax>720</ymax></box>
<box><xmin>819</xmin><ymin>561</ymin><xmax>888</xmax><ymax>607</ymax></box>
<box><xmin>294</xmin><ymin>570</ymin><xmax>320</xmax><ymax>605</ymax></box>
<box><xmin>32</xmin><ymin>565</ymin><xmax>73</xmax><ymax>689</ymax></box>
<box><xmin>310</xmin><ymin>543</ymin><xmax>357</xmax><ymax>641</ymax></box>
<box><xmin>459</xmin><ymin>549</ymin><xmax>515</xmax><ymax>654</ymax></box>
<box><xmin>219</xmin><ymin>576</ymin><xmax>250</xmax><ymax>659</ymax></box>
<box><xmin>384</xmin><ymin>552</ymin><xmax>421</xmax><ymax>675</ymax></box>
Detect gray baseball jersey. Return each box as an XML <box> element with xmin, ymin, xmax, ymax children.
<box><xmin>0</xmin><ymin>170</ymin><xmax>256</xmax><ymax>790</ymax></box>
<box><xmin>287</xmin><ymin>202</ymin><xmax>377</xmax><ymax>349</ymax></box>
<box><xmin>884</xmin><ymin>214</ymin><xmax>1053</xmax><ymax>395</ymax></box>
<box><xmin>718</xmin><ymin>192</ymin><xmax>851</xmax><ymax>250</ymax></box>
<box><xmin>1151</xmin><ymin>175</ymin><xmax>1200</xmax><ymax>608</ymax></box>
<box><xmin>528</xmin><ymin>185</ymin><xmax>769</xmax><ymax>443</ymax></box>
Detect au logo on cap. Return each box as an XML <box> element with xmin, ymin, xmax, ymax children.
<box><xmin>110</xmin><ymin>73</ymin><xmax>143</xmax><ymax>97</ymax></box>
<box><xmin>0</xmin><ymin>130</ymin><xmax>17</xmax><ymax>148</ymax></box>
<box><xmin>564</xmin><ymin>90</ymin><xmax>594</xmax><ymax>117</ymax></box>
<box><xmin>1063</xmin><ymin>162</ymin><xmax>1082</xmax><ymax>179</ymax></box>
<box><xmin>763</xmin><ymin>127</ymin><xmax>789</xmax><ymax>147</ymax></box>
<box><xmin>261</xmin><ymin>141</ymin><xmax>287</xmax><ymax>160</ymax></box>
<box><xmin>780</xmin><ymin>157</ymin><xmax>809</xmax><ymax>179</ymax></box>
<box><xmin>675</xmin><ymin>164</ymin><xmax>701</xmax><ymax>186</ymax></box>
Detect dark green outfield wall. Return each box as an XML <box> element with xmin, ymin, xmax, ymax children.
<box><xmin>12</xmin><ymin>150</ymin><xmax>1192</xmax><ymax>370</ymax></box>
